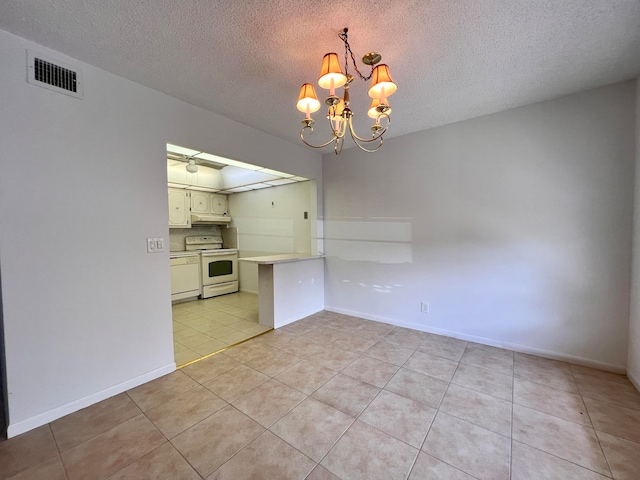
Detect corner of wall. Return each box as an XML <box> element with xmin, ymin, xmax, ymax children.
<box><xmin>628</xmin><ymin>77</ymin><xmax>640</xmax><ymax>386</ymax></box>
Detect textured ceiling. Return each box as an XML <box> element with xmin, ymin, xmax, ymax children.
<box><xmin>2</xmin><ymin>1</ymin><xmax>640</xmax><ymax>151</ymax></box>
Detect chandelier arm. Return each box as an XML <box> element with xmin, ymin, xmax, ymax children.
<box><xmin>300</xmin><ymin>126</ymin><xmax>338</xmax><ymax>149</ymax></box>
<box><xmin>334</xmin><ymin>136</ymin><xmax>345</xmax><ymax>155</ymax></box>
<box><xmin>347</xmin><ymin>115</ymin><xmax>390</xmax><ymax>143</ymax></box>
<box><xmin>350</xmin><ymin>132</ymin><xmax>384</xmax><ymax>153</ymax></box>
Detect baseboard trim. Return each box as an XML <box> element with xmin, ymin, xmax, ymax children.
<box><xmin>239</xmin><ymin>288</ymin><xmax>258</xmax><ymax>295</ymax></box>
<box><xmin>324</xmin><ymin>306</ymin><xmax>626</xmax><ymax>374</ymax></box>
<box><xmin>6</xmin><ymin>362</ymin><xmax>176</xmax><ymax>438</ymax></box>
<box><xmin>628</xmin><ymin>370</ymin><xmax>640</xmax><ymax>392</ymax></box>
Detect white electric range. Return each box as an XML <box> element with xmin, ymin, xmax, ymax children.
<box><xmin>185</xmin><ymin>236</ymin><xmax>239</xmax><ymax>298</ymax></box>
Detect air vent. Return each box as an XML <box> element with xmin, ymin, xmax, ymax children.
<box><xmin>27</xmin><ymin>50</ymin><xmax>83</xmax><ymax>99</ymax></box>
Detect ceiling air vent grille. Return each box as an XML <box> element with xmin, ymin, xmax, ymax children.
<box><xmin>27</xmin><ymin>50</ymin><xmax>83</xmax><ymax>99</ymax></box>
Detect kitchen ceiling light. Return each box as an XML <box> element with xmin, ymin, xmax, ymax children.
<box><xmin>186</xmin><ymin>158</ymin><xmax>198</xmax><ymax>173</ymax></box>
<box><xmin>296</xmin><ymin>27</ymin><xmax>397</xmax><ymax>155</ymax></box>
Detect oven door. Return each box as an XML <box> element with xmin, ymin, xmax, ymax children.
<box><xmin>201</xmin><ymin>252</ymin><xmax>238</xmax><ymax>286</ymax></box>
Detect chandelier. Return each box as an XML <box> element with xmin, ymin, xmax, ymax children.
<box><xmin>296</xmin><ymin>28</ymin><xmax>397</xmax><ymax>155</ymax></box>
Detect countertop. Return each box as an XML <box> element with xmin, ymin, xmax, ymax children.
<box><xmin>239</xmin><ymin>254</ymin><xmax>324</xmax><ymax>265</ymax></box>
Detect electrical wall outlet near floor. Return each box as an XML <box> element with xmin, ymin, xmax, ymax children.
<box><xmin>421</xmin><ymin>302</ymin><xmax>429</xmax><ymax>313</ymax></box>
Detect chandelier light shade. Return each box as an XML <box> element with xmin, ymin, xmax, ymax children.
<box><xmin>296</xmin><ymin>83</ymin><xmax>321</xmax><ymax>117</ymax></box>
<box><xmin>318</xmin><ymin>53</ymin><xmax>348</xmax><ymax>92</ymax></box>
<box><xmin>186</xmin><ymin>158</ymin><xmax>198</xmax><ymax>173</ymax></box>
<box><xmin>368</xmin><ymin>64</ymin><xmax>397</xmax><ymax>100</ymax></box>
<box><xmin>368</xmin><ymin>98</ymin><xmax>392</xmax><ymax>119</ymax></box>
<box><xmin>296</xmin><ymin>27</ymin><xmax>397</xmax><ymax>155</ymax></box>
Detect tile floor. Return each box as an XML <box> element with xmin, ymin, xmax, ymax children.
<box><xmin>172</xmin><ymin>292</ymin><xmax>270</xmax><ymax>366</ymax></box>
<box><xmin>2</xmin><ymin>311</ymin><xmax>640</xmax><ymax>479</ymax></box>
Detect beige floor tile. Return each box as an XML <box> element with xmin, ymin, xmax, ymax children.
<box><xmin>422</xmin><ymin>412</ymin><xmax>510</xmax><ymax>480</ymax></box>
<box><xmin>51</xmin><ymin>393</ymin><xmax>141</xmax><ymax>452</ymax></box>
<box><xmin>207</xmin><ymin>430</ymin><xmax>315</xmax><ymax>480</ymax></box>
<box><xmin>203</xmin><ymin>365</ymin><xmax>270</xmax><ymax>402</ymax></box>
<box><xmin>360</xmin><ymin>390</ymin><xmax>436</xmax><ymax>448</ymax></box>
<box><xmin>0</xmin><ymin>425</ymin><xmax>59</xmax><ymax>480</ymax></box>
<box><xmin>382</xmin><ymin>328</ymin><xmax>424</xmax><ymax>350</ymax></box>
<box><xmin>232</xmin><ymin>379</ymin><xmax>306</xmax><ymax>427</ymax></box>
<box><xmin>305</xmin><ymin>465</ymin><xmax>341</xmax><ymax>480</ymax></box>
<box><xmin>217</xmin><ymin>330</ymin><xmax>253</xmax><ymax>346</ymax></box>
<box><xmin>352</xmin><ymin>320</ymin><xmax>396</xmax><ymax>338</ymax></box>
<box><xmin>312</xmin><ymin>373</ymin><xmax>380</xmax><ymax>417</ymax></box>
<box><xmin>440</xmin><ymin>383</ymin><xmax>512</xmax><ymax>436</ymax></box>
<box><xmin>460</xmin><ymin>343</ymin><xmax>514</xmax><ymax>376</ymax></box>
<box><xmin>341</xmin><ymin>355</ymin><xmax>399</xmax><ymax>388</ymax></box>
<box><xmin>275</xmin><ymin>360</ymin><xmax>337</xmax><ymax>394</ymax></box>
<box><xmin>170</xmin><ymin>405</ymin><xmax>264</xmax><ymax>478</ymax></box>
<box><xmin>191</xmin><ymin>339</ymin><xmax>227</xmax><ymax>356</ymax></box>
<box><xmin>6</xmin><ymin>455</ymin><xmax>67</xmax><ymax>480</ymax></box>
<box><xmin>408</xmin><ymin>452</ymin><xmax>476</xmax><ymax>480</ymax></box>
<box><xmin>514</xmin><ymin>377</ymin><xmax>590</xmax><ymax>426</ymax></box>
<box><xmin>321</xmin><ymin>420</ymin><xmax>418</xmax><ymax>480</ymax></box>
<box><xmin>584</xmin><ymin>396</ymin><xmax>640</xmax><ymax>443</ymax></box>
<box><xmin>512</xmin><ymin>404</ymin><xmax>610</xmax><ymax>475</ymax></box>
<box><xmin>225</xmin><ymin>319</ymin><xmax>259</xmax><ymax>332</ymax></box>
<box><xmin>305</xmin><ymin>345</ymin><xmax>359</xmax><ymax>371</ymax></box>
<box><xmin>253</xmin><ymin>329</ymin><xmax>298</xmax><ymax>349</ymax></box>
<box><xmin>173</xmin><ymin>327</ymin><xmax>203</xmax><ymax>342</ymax></box>
<box><xmin>173</xmin><ymin>341</ymin><xmax>191</xmax><ymax>354</ymax></box>
<box><xmin>574</xmin><ymin>373</ymin><xmax>640</xmax><ymax>411</ymax></box>
<box><xmin>277</xmin><ymin>335</ymin><xmax>326</xmax><ymax>357</ymax></box>
<box><xmin>174</xmin><ymin>349</ymin><xmax>202</xmax><ymax>366</ymax></box>
<box><xmin>451</xmin><ymin>362</ymin><xmax>513</xmax><ymax>401</ymax></box>
<box><xmin>363</xmin><ymin>340</ymin><xmax>414</xmax><ymax>366</ymax></box>
<box><xmin>404</xmin><ymin>350</ymin><xmax>458</xmax><ymax>382</ymax></box>
<box><xmin>322</xmin><ymin>314</ymin><xmax>368</xmax><ymax>332</ymax></box>
<box><xmin>571</xmin><ymin>364</ymin><xmax>632</xmax><ymax>385</ymax></box>
<box><xmin>106</xmin><ymin>443</ymin><xmax>200</xmax><ymax>480</ymax></box>
<box><xmin>204</xmin><ymin>326</ymin><xmax>237</xmax><ymax>338</ymax></box>
<box><xmin>222</xmin><ymin>341</ymin><xmax>273</xmax><ymax>363</ymax></box>
<box><xmin>240</xmin><ymin>324</ymin><xmax>271</xmax><ymax>336</ymax></box>
<box><xmin>127</xmin><ymin>371</ymin><xmax>198</xmax><ymax>411</ymax></box>
<box><xmin>511</xmin><ymin>441</ymin><xmax>609</xmax><ymax>480</ymax></box>
<box><xmin>244</xmin><ymin>349</ymin><xmax>303</xmax><ymax>376</ymax></box>
<box><xmin>60</xmin><ymin>415</ymin><xmax>165</xmax><ymax>480</ymax></box>
<box><xmin>596</xmin><ymin>430</ymin><xmax>640</xmax><ymax>480</ymax></box>
<box><xmin>180</xmin><ymin>353</ymin><xmax>241</xmax><ymax>384</ymax></box>
<box><xmin>329</xmin><ymin>332</ymin><xmax>378</xmax><ymax>353</ymax></box>
<box><xmin>280</xmin><ymin>320</ymin><xmax>320</xmax><ymax>335</ymax></box>
<box><xmin>172</xmin><ymin>322</ymin><xmax>191</xmax><ymax>333</ymax></box>
<box><xmin>302</xmin><ymin>326</ymin><xmax>345</xmax><ymax>344</ymax></box>
<box><xmin>270</xmin><ymin>397</ymin><xmax>354</xmax><ymax>461</ymax></box>
<box><xmin>514</xmin><ymin>359</ymin><xmax>579</xmax><ymax>394</ymax></box>
<box><xmin>418</xmin><ymin>334</ymin><xmax>468</xmax><ymax>362</ymax></box>
<box><xmin>145</xmin><ymin>385</ymin><xmax>227</xmax><ymax>439</ymax></box>
<box><xmin>384</xmin><ymin>367</ymin><xmax>449</xmax><ymax>408</ymax></box>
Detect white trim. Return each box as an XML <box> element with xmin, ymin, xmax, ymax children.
<box><xmin>629</xmin><ymin>370</ymin><xmax>640</xmax><ymax>392</ymax></box>
<box><xmin>239</xmin><ymin>287</ymin><xmax>258</xmax><ymax>295</ymax></box>
<box><xmin>6</xmin><ymin>363</ymin><xmax>175</xmax><ymax>438</ymax></box>
<box><xmin>324</xmin><ymin>306</ymin><xmax>627</xmax><ymax>374</ymax></box>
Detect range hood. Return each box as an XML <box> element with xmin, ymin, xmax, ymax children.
<box><xmin>191</xmin><ymin>213</ymin><xmax>231</xmax><ymax>225</ymax></box>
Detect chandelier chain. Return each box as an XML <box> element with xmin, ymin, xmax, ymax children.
<box><xmin>338</xmin><ymin>29</ymin><xmax>372</xmax><ymax>82</ymax></box>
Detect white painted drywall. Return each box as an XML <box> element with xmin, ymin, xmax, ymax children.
<box><xmin>323</xmin><ymin>81</ymin><xmax>636</xmax><ymax>371</ymax></box>
<box><xmin>229</xmin><ymin>181</ymin><xmax>314</xmax><ymax>293</ymax></box>
<box><xmin>0</xmin><ymin>28</ymin><xmax>322</xmax><ymax>436</ymax></box>
<box><xmin>629</xmin><ymin>79</ymin><xmax>640</xmax><ymax>388</ymax></box>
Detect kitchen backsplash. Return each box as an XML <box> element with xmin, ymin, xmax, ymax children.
<box><xmin>170</xmin><ymin>226</ymin><xmax>222</xmax><ymax>251</ymax></box>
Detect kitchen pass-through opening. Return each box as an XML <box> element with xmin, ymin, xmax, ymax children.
<box><xmin>167</xmin><ymin>144</ymin><xmax>319</xmax><ymax>367</ymax></box>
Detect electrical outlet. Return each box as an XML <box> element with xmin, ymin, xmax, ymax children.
<box><xmin>304</xmin><ymin>211</ymin><xmax>308</xmax><ymax>219</ymax></box>
<box><xmin>421</xmin><ymin>302</ymin><xmax>429</xmax><ymax>314</ymax></box>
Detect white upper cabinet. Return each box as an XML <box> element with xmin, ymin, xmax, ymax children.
<box><xmin>211</xmin><ymin>194</ymin><xmax>227</xmax><ymax>215</ymax></box>
<box><xmin>168</xmin><ymin>188</ymin><xmax>191</xmax><ymax>228</ymax></box>
<box><xmin>190</xmin><ymin>192</ymin><xmax>228</xmax><ymax>216</ymax></box>
<box><xmin>190</xmin><ymin>191</ymin><xmax>211</xmax><ymax>214</ymax></box>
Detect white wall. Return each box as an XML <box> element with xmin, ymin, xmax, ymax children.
<box><xmin>629</xmin><ymin>79</ymin><xmax>640</xmax><ymax>388</ymax></box>
<box><xmin>229</xmin><ymin>181</ymin><xmax>314</xmax><ymax>293</ymax></box>
<box><xmin>323</xmin><ymin>81</ymin><xmax>636</xmax><ymax>372</ymax></box>
<box><xmin>0</xmin><ymin>29</ymin><xmax>321</xmax><ymax>437</ymax></box>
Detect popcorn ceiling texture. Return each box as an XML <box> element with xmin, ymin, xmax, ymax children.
<box><xmin>1</xmin><ymin>0</ymin><xmax>639</xmax><ymax>149</ymax></box>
